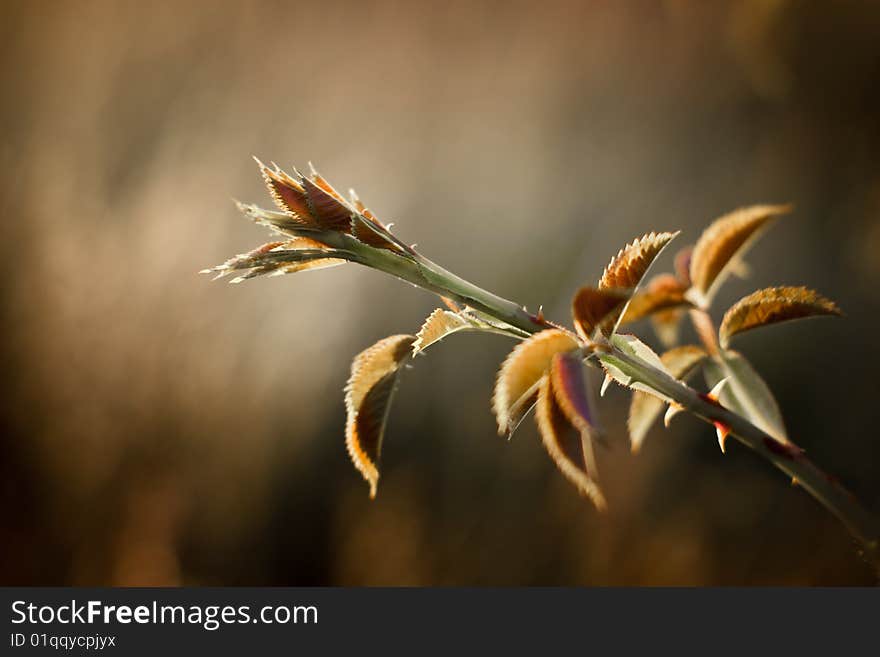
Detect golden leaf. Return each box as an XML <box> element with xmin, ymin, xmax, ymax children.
<box><xmin>492</xmin><ymin>329</ymin><xmax>579</xmax><ymax>436</ymax></box>
<box><xmin>412</xmin><ymin>309</ymin><xmax>483</xmax><ymax>355</ymax></box>
<box><xmin>571</xmin><ymin>286</ymin><xmax>628</xmax><ymax>340</ymax></box>
<box><xmin>688</xmin><ymin>204</ymin><xmax>792</xmax><ymax>304</ymax></box>
<box><xmin>719</xmin><ymin>286</ymin><xmax>842</xmax><ymax>348</ymax></box>
<box><xmin>598</xmin><ymin>231</ymin><xmax>679</xmax><ymax>291</ymax></box>
<box><xmin>627</xmin><ymin>345</ymin><xmax>708</xmax><ymax>452</ymax></box>
<box><xmin>619</xmin><ymin>273</ymin><xmax>690</xmax><ymax>325</ymax></box>
<box><xmin>535</xmin><ymin>376</ymin><xmax>606</xmax><ymax>510</ymax></box>
<box><xmin>345</xmin><ymin>334</ymin><xmax>415</xmax><ymax>498</ymax></box>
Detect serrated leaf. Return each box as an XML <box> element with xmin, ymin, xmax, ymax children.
<box><xmin>703</xmin><ymin>349</ymin><xmax>789</xmax><ymax>444</ymax></box>
<box><xmin>535</xmin><ymin>376</ymin><xmax>606</xmax><ymax>510</ymax></box>
<box><xmin>492</xmin><ymin>329</ymin><xmax>579</xmax><ymax>436</ymax></box>
<box><xmin>345</xmin><ymin>334</ymin><xmax>415</xmax><ymax>498</ymax></box>
<box><xmin>300</xmin><ymin>175</ymin><xmax>355</xmax><ymax>232</ymax></box>
<box><xmin>256</xmin><ymin>159</ymin><xmax>314</xmax><ymax>221</ymax></box>
<box><xmin>619</xmin><ymin>273</ymin><xmax>690</xmax><ymax>325</ymax></box>
<box><xmin>202</xmin><ymin>237</ymin><xmax>346</xmax><ymax>281</ymax></box>
<box><xmin>351</xmin><ymin>213</ymin><xmax>407</xmax><ymax>252</ymax></box>
<box><xmin>598</xmin><ymin>334</ymin><xmax>672</xmax><ymax>400</ymax></box>
<box><xmin>628</xmin><ymin>345</ymin><xmax>708</xmax><ymax>452</ymax></box>
<box><xmin>598</xmin><ymin>231</ymin><xmax>679</xmax><ymax>291</ymax></box>
<box><xmin>571</xmin><ymin>286</ymin><xmax>628</xmax><ymax>340</ymax></box>
<box><xmin>412</xmin><ymin>309</ymin><xmax>485</xmax><ymax>355</ymax></box>
<box><xmin>719</xmin><ymin>286</ymin><xmax>842</xmax><ymax>348</ymax></box>
<box><xmin>688</xmin><ymin>204</ymin><xmax>791</xmax><ymax>305</ymax></box>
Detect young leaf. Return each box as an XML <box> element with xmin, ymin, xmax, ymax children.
<box><xmin>345</xmin><ymin>334</ymin><xmax>415</xmax><ymax>498</ymax></box>
<box><xmin>256</xmin><ymin>159</ymin><xmax>314</xmax><ymax>222</ymax></box>
<box><xmin>535</xmin><ymin>376</ymin><xmax>606</xmax><ymax>510</ymax></box>
<box><xmin>492</xmin><ymin>329</ymin><xmax>579</xmax><ymax>436</ymax></box>
<box><xmin>619</xmin><ymin>273</ymin><xmax>690</xmax><ymax>325</ymax></box>
<box><xmin>201</xmin><ymin>238</ymin><xmax>346</xmax><ymax>281</ymax></box>
<box><xmin>703</xmin><ymin>349</ymin><xmax>790</xmax><ymax>444</ymax></box>
<box><xmin>688</xmin><ymin>204</ymin><xmax>792</xmax><ymax>305</ymax></box>
<box><xmin>571</xmin><ymin>286</ymin><xmax>627</xmax><ymax>340</ymax></box>
<box><xmin>628</xmin><ymin>345</ymin><xmax>708</xmax><ymax>452</ymax></box>
<box><xmin>598</xmin><ymin>231</ymin><xmax>679</xmax><ymax>291</ymax></box>
<box><xmin>412</xmin><ymin>309</ymin><xmax>485</xmax><ymax>355</ymax></box>
<box><xmin>300</xmin><ymin>175</ymin><xmax>356</xmax><ymax>233</ymax></box>
<box><xmin>719</xmin><ymin>286</ymin><xmax>842</xmax><ymax>348</ymax></box>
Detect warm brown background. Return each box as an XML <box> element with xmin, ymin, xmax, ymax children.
<box><xmin>2</xmin><ymin>0</ymin><xmax>879</xmax><ymax>585</ymax></box>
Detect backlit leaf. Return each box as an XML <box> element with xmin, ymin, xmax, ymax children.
<box><xmin>598</xmin><ymin>231</ymin><xmax>679</xmax><ymax>291</ymax></box>
<box><xmin>300</xmin><ymin>175</ymin><xmax>356</xmax><ymax>232</ymax></box>
<box><xmin>571</xmin><ymin>286</ymin><xmax>627</xmax><ymax>340</ymax></box>
<box><xmin>703</xmin><ymin>349</ymin><xmax>790</xmax><ymax>444</ymax></box>
<box><xmin>619</xmin><ymin>273</ymin><xmax>690</xmax><ymax>325</ymax></box>
<box><xmin>719</xmin><ymin>286</ymin><xmax>842</xmax><ymax>348</ymax></box>
<box><xmin>201</xmin><ymin>237</ymin><xmax>346</xmax><ymax>282</ymax></box>
<box><xmin>628</xmin><ymin>345</ymin><xmax>708</xmax><ymax>452</ymax></box>
<box><xmin>345</xmin><ymin>334</ymin><xmax>415</xmax><ymax>498</ymax></box>
<box><xmin>492</xmin><ymin>329</ymin><xmax>579</xmax><ymax>436</ymax></box>
<box><xmin>412</xmin><ymin>309</ymin><xmax>485</xmax><ymax>355</ymax></box>
<box><xmin>688</xmin><ymin>204</ymin><xmax>791</xmax><ymax>305</ymax></box>
<box><xmin>256</xmin><ymin>159</ymin><xmax>314</xmax><ymax>221</ymax></box>
<box><xmin>535</xmin><ymin>376</ymin><xmax>606</xmax><ymax>510</ymax></box>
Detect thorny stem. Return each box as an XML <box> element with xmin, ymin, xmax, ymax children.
<box><xmin>349</xmin><ymin>238</ymin><xmax>880</xmax><ymax>569</ymax></box>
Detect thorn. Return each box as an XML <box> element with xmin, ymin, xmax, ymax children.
<box><xmin>410</xmin><ymin>243</ymin><xmax>418</xmax><ymax>249</ymax></box>
<box><xmin>663</xmin><ymin>402</ymin><xmax>684</xmax><ymax>427</ymax></box>
<box><xmin>252</xmin><ymin>155</ymin><xmax>266</xmax><ymax>169</ymax></box>
<box><xmin>308</xmin><ymin>161</ymin><xmax>318</xmax><ymax>176</ymax></box>
<box><xmin>349</xmin><ymin>188</ymin><xmax>359</xmax><ymax>202</ymax></box>
<box><xmin>600</xmin><ymin>374</ymin><xmax>612</xmax><ymax>397</ymax></box>
<box><xmin>791</xmin><ymin>477</ymin><xmax>799</xmax><ymax>487</ymax></box>
<box><xmin>707</xmin><ymin>377</ymin><xmax>729</xmax><ymax>403</ymax></box>
<box><xmin>715</xmin><ymin>421</ymin><xmax>730</xmax><ymax>453</ymax></box>
<box><xmin>386</xmin><ymin>222</ymin><xmax>395</xmax><ymax>230</ymax></box>
<box><xmin>536</xmin><ymin>305</ymin><xmax>545</xmax><ymax>322</ymax></box>
<box><xmin>198</xmin><ymin>268</ymin><xmax>213</xmax><ymax>274</ymax></box>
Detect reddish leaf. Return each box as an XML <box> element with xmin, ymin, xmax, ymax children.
<box><xmin>571</xmin><ymin>286</ymin><xmax>628</xmax><ymax>340</ymax></box>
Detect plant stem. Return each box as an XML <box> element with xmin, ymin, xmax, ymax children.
<box><xmin>350</xmin><ymin>238</ymin><xmax>880</xmax><ymax>568</ymax></box>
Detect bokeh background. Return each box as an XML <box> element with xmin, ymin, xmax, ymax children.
<box><xmin>2</xmin><ymin>0</ymin><xmax>879</xmax><ymax>585</ymax></box>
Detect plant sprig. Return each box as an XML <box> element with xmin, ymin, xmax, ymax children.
<box><xmin>203</xmin><ymin>160</ymin><xmax>879</xmax><ymax>571</ymax></box>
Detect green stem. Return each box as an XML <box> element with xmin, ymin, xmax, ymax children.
<box><xmin>347</xmin><ymin>237</ymin><xmax>880</xmax><ymax>568</ymax></box>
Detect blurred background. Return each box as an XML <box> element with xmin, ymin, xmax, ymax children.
<box><xmin>2</xmin><ymin>0</ymin><xmax>879</xmax><ymax>585</ymax></box>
